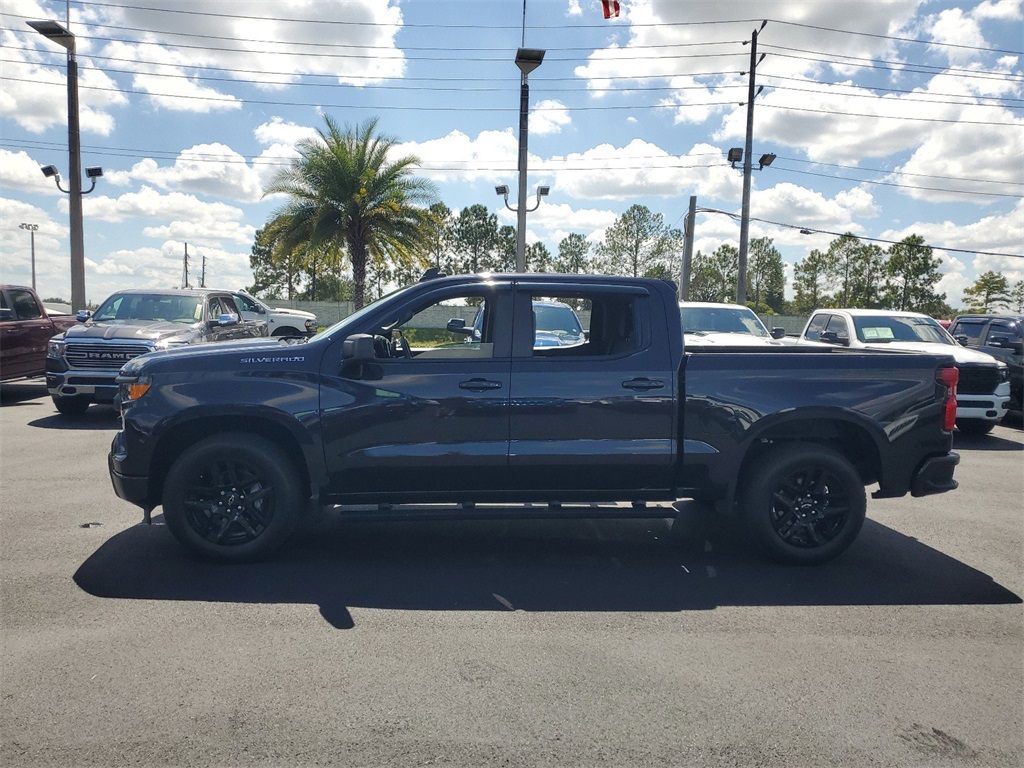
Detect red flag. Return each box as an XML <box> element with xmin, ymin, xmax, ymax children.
<box><xmin>602</xmin><ymin>1</ymin><xmax>620</xmax><ymax>19</ymax></box>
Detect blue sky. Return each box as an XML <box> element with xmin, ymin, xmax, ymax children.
<box><xmin>1</xmin><ymin>0</ymin><xmax>1022</xmax><ymax>307</ymax></box>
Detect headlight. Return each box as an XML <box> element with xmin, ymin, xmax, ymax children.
<box><xmin>152</xmin><ymin>339</ymin><xmax>189</xmax><ymax>351</ymax></box>
<box><xmin>998</xmin><ymin>364</ymin><xmax>1009</xmax><ymax>382</ymax></box>
<box><xmin>47</xmin><ymin>339</ymin><xmax>65</xmax><ymax>359</ymax></box>
<box><xmin>304</xmin><ymin>319</ymin><xmax>316</xmax><ymax>330</ymax></box>
<box><xmin>125</xmin><ymin>376</ymin><xmax>152</xmax><ymax>401</ymax></box>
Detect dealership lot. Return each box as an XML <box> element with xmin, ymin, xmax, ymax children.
<box><xmin>1</xmin><ymin>380</ymin><xmax>1021</xmax><ymax>768</ymax></box>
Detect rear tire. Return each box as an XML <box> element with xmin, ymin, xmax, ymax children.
<box><xmin>740</xmin><ymin>442</ymin><xmax>866</xmax><ymax>565</ymax></box>
<box><xmin>162</xmin><ymin>434</ymin><xmax>304</xmax><ymax>562</ymax></box>
<box><xmin>52</xmin><ymin>395</ymin><xmax>90</xmax><ymax>416</ymax></box>
<box><xmin>957</xmin><ymin>419</ymin><xmax>995</xmax><ymax>436</ymax></box>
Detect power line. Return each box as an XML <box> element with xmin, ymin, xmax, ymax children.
<box><xmin>695</xmin><ymin>207</ymin><xmax>1024</xmax><ymax>259</ymax></box>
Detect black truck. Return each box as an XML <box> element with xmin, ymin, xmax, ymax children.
<box><xmin>108</xmin><ymin>273</ymin><xmax>960</xmax><ymax>565</ymax></box>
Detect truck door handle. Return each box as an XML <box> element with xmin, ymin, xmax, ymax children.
<box><xmin>459</xmin><ymin>378</ymin><xmax>503</xmax><ymax>392</ymax></box>
<box><xmin>622</xmin><ymin>377</ymin><xmax>664</xmax><ymax>391</ymax></box>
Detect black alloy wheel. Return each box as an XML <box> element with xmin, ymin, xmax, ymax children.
<box><xmin>741</xmin><ymin>442</ymin><xmax>866</xmax><ymax>565</ymax></box>
<box><xmin>163</xmin><ymin>434</ymin><xmax>303</xmax><ymax>562</ymax></box>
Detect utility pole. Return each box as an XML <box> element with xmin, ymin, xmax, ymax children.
<box><xmin>183</xmin><ymin>243</ymin><xmax>190</xmax><ymax>288</ymax></box>
<box><xmin>200</xmin><ymin>251</ymin><xmax>206</xmax><ymax>288</ymax></box>
<box><xmin>680</xmin><ymin>196</ymin><xmax>697</xmax><ymax>301</ymax></box>
<box><xmin>737</xmin><ymin>20</ymin><xmax>767</xmax><ymax>306</ymax></box>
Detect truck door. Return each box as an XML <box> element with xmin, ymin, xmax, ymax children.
<box><xmin>0</xmin><ymin>288</ymin><xmax>53</xmax><ymax>379</ymax></box>
<box><xmin>506</xmin><ymin>284</ymin><xmax>677</xmax><ymax>495</ymax></box>
<box><xmin>319</xmin><ymin>283</ymin><xmax>513</xmax><ymax>499</ymax></box>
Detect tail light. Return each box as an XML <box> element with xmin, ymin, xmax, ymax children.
<box><xmin>936</xmin><ymin>365</ymin><xmax>958</xmax><ymax>431</ymax></box>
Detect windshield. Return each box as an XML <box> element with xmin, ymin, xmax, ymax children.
<box><xmin>680</xmin><ymin>306</ymin><xmax>769</xmax><ymax>337</ymax></box>
<box><xmin>93</xmin><ymin>293</ymin><xmax>203</xmax><ymax>324</ymax></box>
<box><xmin>534</xmin><ymin>303</ymin><xmax>583</xmax><ymax>335</ymax></box>
<box><xmin>853</xmin><ymin>315</ymin><xmax>954</xmax><ymax>344</ymax></box>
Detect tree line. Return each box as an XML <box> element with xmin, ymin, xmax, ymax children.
<box><xmin>248</xmin><ymin>116</ymin><xmax>1023</xmax><ymax>316</ymax></box>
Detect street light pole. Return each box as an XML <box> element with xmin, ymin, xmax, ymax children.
<box><xmin>737</xmin><ymin>21</ymin><xmax>767</xmax><ymax>306</ymax></box>
<box><xmin>19</xmin><ymin>223</ymin><xmax>39</xmax><ymax>292</ymax></box>
<box><xmin>27</xmin><ymin>19</ymin><xmax>88</xmax><ymax>311</ymax></box>
<box><xmin>513</xmin><ymin>48</ymin><xmax>545</xmax><ymax>273</ymax></box>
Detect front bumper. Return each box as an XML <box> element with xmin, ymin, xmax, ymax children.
<box><xmin>955</xmin><ymin>382</ymin><xmax>1011</xmax><ymax>423</ymax></box>
<box><xmin>46</xmin><ymin>366</ymin><xmax>120</xmax><ymax>403</ymax></box>
<box><xmin>910</xmin><ymin>452</ymin><xmax>960</xmax><ymax>497</ymax></box>
<box><xmin>108</xmin><ymin>431</ymin><xmax>150</xmax><ymax>508</ymax></box>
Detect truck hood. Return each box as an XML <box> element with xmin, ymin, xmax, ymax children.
<box><xmin>269</xmin><ymin>306</ymin><xmax>316</xmax><ymax>320</ymax></box>
<box><xmin>120</xmin><ymin>336</ymin><xmax>312</xmax><ymax>374</ymax></box>
<box><xmin>861</xmin><ymin>340</ymin><xmax>1002</xmax><ymax>365</ymax></box>
<box><xmin>61</xmin><ymin>320</ymin><xmax>198</xmax><ymax>343</ymax></box>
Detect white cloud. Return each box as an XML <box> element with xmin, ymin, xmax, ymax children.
<box><xmin>531</xmin><ymin>100</ymin><xmax>572</xmax><ymax>135</ymax></box>
<box><xmin>254</xmin><ymin>117</ymin><xmax>319</xmax><ymax>147</ymax></box>
<box><xmin>394</xmin><ymin>129</ymin><xmax>518</xmax><ymax>183</ymax></box>
<box><xmin>104</xmin><ymin>144</ymin><xmax>266</xmax><ymax>201</ymax></box>
<box><xmin>971</xmin><ymin>0</ymin><xmax>1023</xmax><ymax>21</ymax></box>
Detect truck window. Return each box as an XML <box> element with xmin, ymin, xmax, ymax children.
<box><xmin>380</xmin><ymin>293</ymin><xmax>496</xmax><ymax>360</ymax></box>
<box><xmin>985</xmin><ymin>319</ymin><xmax>1021</xmax><ymax>342</ymax></box>
<box><xmin>804</xmin><ymin>313</ymin><xmax>828</xmax><ymax>341</ymax></box>
<box><xmin>824</xmin><ymin>315</ymin><xmax>850</xmax><ymax>343</ymax></box>
<box><xmin>951</xmin><ymin>320</ymin><xmax>986</xmax><ymax>345</ymax></box>
<box><xmin>525</xmin><ymin>293</ymin><xmax>641</xmax><ymax>358</ymax></box>
<box><xmin>9</xmin><ymin>289</ymin><xmax>42</xmax><ymax>321</ymax></box>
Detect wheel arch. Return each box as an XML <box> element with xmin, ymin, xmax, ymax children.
<box><xmin>729</xmin><ymin>409</ymin><xmax>886</xmax><ymax>509</ymax></box>
<box><xmin>149</xmin><ymin>410</ymin><xmax>319</xmax><ymax>505</ymax></box>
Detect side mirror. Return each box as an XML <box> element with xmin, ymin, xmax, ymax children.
<box><xmin>0</xmin><ymin>308</ymin><xmax>14</xmax><ymax>322</ymax></box>
<box><xmin>819</xmin><ymin>331</ymin><xmax>848</xmax><ymax>346</ymax></box>
<box><xmin>215</xmin><ymin>313</ymin><xmax>239</xmax><ymax>326</ymax></box>
<box><xmin>446</xmin><ymin>318</ymin><xmax>473</xmax><ymax>336</ymax></box>
<box><xmin>954</xmin><ymin>334</ymin><xmax>969</xmax><ymax>346</ymax></box>
<box><xmin>770</xmin><ymin>327</ymin><xmax>786</xmax><ymax>339</ymax></box>
<box><xmin>76</xmin><ymin>309</ymin><xmax>91</xmax><ymax>323</ymax></box>
<box><xmin>342</xmin><ymin>333</ymin><xmax>376</xmax><ymax>362</ymax></box>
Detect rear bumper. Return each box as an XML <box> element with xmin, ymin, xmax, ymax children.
<box><xmin>910</xmin><ymin>452</ymin><xmax>960</xmax><ymax>497</ymax></box>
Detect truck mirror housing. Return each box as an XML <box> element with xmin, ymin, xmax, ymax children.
<box><xmin>446</xmin><ymin>318</ymin><xmax>472</xmax><ymax>336</ymax></box>
<box><xmin>819</xmin><ymin>331</ymin><xmax>848</xmax><ymax>346</ymax></box>
<box><xmin>342</xmin><ymin>334</ymin><xmax>376</xmax><ymax>361</ymax></box>
<box><xmin>76</xmin><ymin>309</ymin><xmax>92</xmax><ymax>323</ymax></box>
<box><xmin>215</xmin><ymin>313</ymin><xmax>239</xmax><ymax>326</ymax></box>
<box><xmin>770</xmin><ymin>327</ymin><xmax>786</xmax><ymax>339</ymax></box>
<box><xmin>0</xmin><ymin>308</ymin><xmax>14</xmax><ymax>322</ymax></box>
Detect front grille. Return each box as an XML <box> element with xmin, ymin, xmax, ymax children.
<box><xmin>65</xmin><ymin>343</ymin><xmax>151</xmax><ymax>370</ymax></box>
<box><xmin>958</xmin><ymin>366</ymin><xmax>1001</xmax><ymax>395</ymax></box>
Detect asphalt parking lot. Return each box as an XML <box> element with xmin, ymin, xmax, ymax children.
<box><xmin>1</xmin><ymin>380</ymin><xmax>1021</xmax><ymax>768</ymax></box>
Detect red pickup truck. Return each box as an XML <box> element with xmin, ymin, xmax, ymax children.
<box><xmin>0</xmin><ymin>285</ymin><xmax>78</xmax><ymax>383</ymax></box>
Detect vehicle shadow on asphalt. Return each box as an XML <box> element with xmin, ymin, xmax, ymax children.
<box><xmin>73</xmin><ymin>508</ymin><xmax>1022</xmax><ymax>630</ymax></box>
<box><xmin>953</xmin><ymin>432</ymin><xmax>1023</xmax><ymax>451</ymax></box>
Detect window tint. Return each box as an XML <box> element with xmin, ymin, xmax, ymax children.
<box><xmin>824</xmin><ymin>315</ymin><xmax>850</xmax><ymax>342</ymax></box>
<box><xmin>526</xmin><ymin>292</ymin><xmax>641</xmax><ymax>358</ymax></box>
<box><xmin>951</xmin><ymin>320</ymin><xmax>986</xmax><ymax>345</ymax></box>
<box><xmin>9</xmin><ymin>289</ymin><xmax>42</xmax><ymax>320</ymax></box>
<box><xmin>986</xmin><ymin>319</ymin><xmax>1021</xmax><ymax>341</ymax></box>
<box><xmin>804</xmin><ymin>314</ymin><xmax>828</xmax><ymax>341</ymax></box>
<box><xmin>233</xmin><ymin>294</ymin><xmax>259</xmax><ymax>312</ymax></box>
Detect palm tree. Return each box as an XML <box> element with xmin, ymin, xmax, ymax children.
<box><xmin>264</xmin><ymin>116</ymin><xmax>438</xmax><ymax>308</ymax></box>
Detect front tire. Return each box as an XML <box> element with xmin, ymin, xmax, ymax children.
<box><xmin>957</xmin><ymin>419</ymin><xmax>995</xmax><ymax>436</ymax></box>
<box><xmin>52</xmin><ymin>395</ymin><xmax>90</xmax><ymax>416</ymax></box>
<box><xmin>740</xmin><ymin>442</ymin><xmax>866</xmax><ymax>565</ymax></box>
<box><xmin>162</xmin><ymin>434</ymin><xmax>304</xmax><ymax>562</ymax></box>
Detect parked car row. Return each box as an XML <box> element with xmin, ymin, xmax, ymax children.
<box><xmin>1</xmin><ymin>284</ymin><xmax>317</xmax><ymax>416</ymax></box>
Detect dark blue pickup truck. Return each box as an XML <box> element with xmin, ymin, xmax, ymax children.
<box><xmin>108</xmin><ymin>272</ymin><xmax>960</xmax><ymax>565</ymax></box>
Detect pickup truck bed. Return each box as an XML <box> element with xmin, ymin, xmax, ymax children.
<box><xmin>108</xmin><ymin>273</ymin><xmax>959</xmax><ymax>566</ymax></box>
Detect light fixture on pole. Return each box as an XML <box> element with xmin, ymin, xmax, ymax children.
<box><xmin>19</xmin><ymin>223</ymin><xmax>40</xmax><ymax>292</ymax></box>
<box><xmin>28</xmin><ymin>18</ymin><xmax>101</xmax><ymax>312</ymax></box>
<box><xmin>496</xmin><ymin>184</ymin><xmax>550</xmax><ymax>271</ymax></box>
<box><xmin>510</xmin><ymin>47</ymin><xmax>545</xmax><ymax>273</ymax></box>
